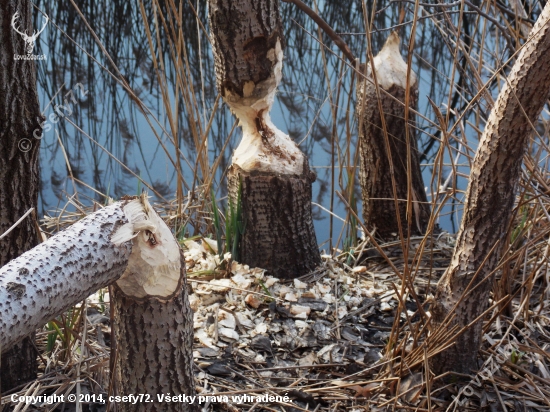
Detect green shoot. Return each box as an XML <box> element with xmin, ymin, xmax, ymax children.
<box><xmin>258</xmin><ymin>279</ymin><xmax>273</xmax><ymax>302</ymax></box>
<box><xmin>226</xmin><ymin>178</ymin><xmax>245</xmax><ymax>262</ymax></box>
<box><xmin>210</xmin><ymin>188</ymin><xmax>224</xmax><ymax>260</ymax></box>
<box><xmin>511</xmin><ymin>202</ymin><xmax>530</xmax><ymax>245</ymax></box>
<box><xmin>510</xmin><ymin>348</ymin><xmax>525</xmax><ymax>365</ymax></box>
<box><xmin>46</xmin><ymin>321</ymin><xmax>59</xmax><ymax>354</ymax></box>
<box><xmin>98</xmin><ymin>288</ymin><xmax>106</xmax><ymax>314</ymax></box>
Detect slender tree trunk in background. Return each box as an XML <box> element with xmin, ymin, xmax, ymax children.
<box><xmin>431</xmin><ymin>2</ymin><xmax>550</xmax><ymax>375</ymax></box>
<box><xmin>208</xmin><ymin>0</ymin><xmax>320</xmax><ymax>279</ymax></box>
<box><xmin>0</xmin><ymin>0</ymin><xmax>43</xmax><ymax>392</ymax></box>
<box><xmin>356</xmin><ymin>32</ymin><xmax>430</xmax><ymax>239</ymax></box>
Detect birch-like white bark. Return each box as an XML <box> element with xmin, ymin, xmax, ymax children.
<box><xmin>0</xmin><ymin>195</ymin><xmax>181</xmax><ymax>351</ymax></box>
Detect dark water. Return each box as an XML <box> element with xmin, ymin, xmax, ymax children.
<box><xmin>29</xmin><ymin>0</ymin><xmax>524</xmax><ymax>249</ymax></box>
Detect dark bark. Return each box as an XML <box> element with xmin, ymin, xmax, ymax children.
<box><xmin>430</xmin><ymin>2</ymin><xmax>550</xmax><ymax>374</ymax></box>
<box><xmin>209</xmin><ymin>0</ymin><xmax>321</xmax><ymax>277</ymax></box>
<box><xmin>228</xmin><ymin>163</ymin><xmax>321</xmax><ymax>279</ymax></box>
<box><xmin>111</xmin><ymin>258</ymin><xmax>197</xmax><ymax>412</ymax></box>
<box><xmin>209</xmin><ymin>0</ymin><xmax>284</xmax><ymax>99</ymax></box>
<box><xmin>0</xmin><ymin>334</ymin><xmax>36</xmax><ymax>392</ymax></box>
<box><xmin>0</xmin><ymin>0</ymin><xmax>43</xmax><ymax>391</ymax></box>
<box><xmin>356</xmin><ymin>33</ymin><xmax>430</xmax><ymax>239</ymax></box>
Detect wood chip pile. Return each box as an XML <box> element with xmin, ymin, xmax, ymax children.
<box><xmin>3</xmin><ymin>234</ymin><xmax>550</xmax><ymax>411</ymax></box>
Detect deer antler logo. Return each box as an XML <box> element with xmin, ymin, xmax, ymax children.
<box><xmin>11</xmin><ymin>11</ymin><xmax>49</xmax><ymax>55</ymax></box>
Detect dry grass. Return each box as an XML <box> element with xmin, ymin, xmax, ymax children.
<box><xmin>3</xmin><ymin>222</ymin><xmax>550</xmax><ymax>411</ymax></box>
<box><xmin>3</xmin><ymin>0</ymin><xmax>550</xmax><ymax>411</ymax></box>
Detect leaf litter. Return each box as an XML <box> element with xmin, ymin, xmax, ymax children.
<box><xmin>4</xmin><ymin>230</ymin><xmax>550</xmax><ymax>411</ymax></box>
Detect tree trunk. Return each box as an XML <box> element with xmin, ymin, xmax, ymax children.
<box><xmin>111</xmin><ymin>200</ymin><xmax>197</xmax><ymax>412</ymax></box>
<box><xmin>228</xmin><ymin>163</ymin><xmax>319</xmax><ymax>279</ymax></box>
<box><xmin>0</xmin><ymin>202</ymin><xmax>132</xmax><ymax>351</ymax></box>
<box><xmin>0</xmin><ymin>0</ymin><xmax>44</xmax><ymax>391</ymax></box>
<box><xmin>112</xmin><ymin>276</ymin><xmax>196</xmax><ymax>412</ymax></box>
<box><xmin>356</xmin><ymin>32</ymin><xmax>430</xmax><ymax>239</ymax></box>
<box><xmin>208</xmin><ymin>0</ymin><xmax>321</xmax><ymax>278</ymax></box>
<box><xmin>0</xmin><ymin>196</ymin><xmax>197</xmax><ymax>411</ymax></box>
<box><xmin>430</xmin><ymin>2</ymin><xmax>550</xmax><ymax>375</ymax></box>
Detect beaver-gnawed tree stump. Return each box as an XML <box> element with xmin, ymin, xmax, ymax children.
<box><xmin>209</xmin><ymin>0</ymin><xmax>321</xmax><ymax>278</ymax></box>
<box><xmin>228</xmin><ymin>162</ymin><xmax>320</xmax><ymax>279</ymax></box>
<box><xmin>356</xmin><ymin>32</ymin><xmax>430</xmax><ymax>239</ymax></box>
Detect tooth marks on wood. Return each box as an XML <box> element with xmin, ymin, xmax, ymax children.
<box><xmin>255</xmin><ymin>109</ymin><xmax>290</xmax><ymax>162</ymax></box>
<box><xmin>209</xmin><ymin>0</ymin><xmax>284</xmax><ymax>98</ymax></box>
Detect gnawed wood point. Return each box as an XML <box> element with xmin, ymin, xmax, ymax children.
<box><xmin>356</xmin><ymin>31</ymin><xmax>430</xmax><ymax>239</ymax></box>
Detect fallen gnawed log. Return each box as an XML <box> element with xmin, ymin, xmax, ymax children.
<box><xmin>0</xmin><ymin>195</ymin><xmax>197</xmax><ymax>411</ymax></box>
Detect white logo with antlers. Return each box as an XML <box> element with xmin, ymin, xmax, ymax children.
<box><xmin>11</xmin><ymin>11</ymin><xmax>48</xmax><ymax>55</ymax></box>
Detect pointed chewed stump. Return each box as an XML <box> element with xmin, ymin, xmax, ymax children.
<box><xmin>356</xmin><ymin>32</ymin><xmax>430</xmax><ymax>239</ymax></box>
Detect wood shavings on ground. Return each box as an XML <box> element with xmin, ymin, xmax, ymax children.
<box><xmin>3</xmin><ymin>233</ymin><xmax>550</xmax><ymax>411</ymax></box>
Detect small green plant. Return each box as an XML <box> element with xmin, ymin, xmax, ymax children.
<box><xmin>511</xmin><ymin>201</ymin><xmax>530</xmax><ymax>245</ymax></box>
<box><xmin>176</xmin><ymin>222</ymin><xmax>189</xmax><ymax>243</ymax></box>
<box><xmin>178</xmin><ymin>234</ymin><xmax>202</xmax><ymax>250</ymax></box>
<box><xmin>339</xmin><ymin>284</ymin><xmax>351</xmax><ymax>302</ymax></box>
<box><xmin>46</xmin><ymin>321</ymin><xmax>59</xmax><ymax>354</ymax></box>
<box><xmin>47</xmin><ymin>306</ymin><xmax>84</xmax><ymax>361</ymax></box>
<box><xmin>210</xmin><ymin>182</ymin><xmax>245</xmax><ymax>262</ymax></box>
<box><xmin>258</xmin><ymin>279</ymin><xmax>274</xmax><ymax>302</ymax></box>
<box><xmin>225</xmin><ymin>179</ymin><xmax>245</xmax><ymax>262</ymax></box>
<box><xmin>210</xmin><ymin>188</ymin><xmax>224</xmax><ymax>260</ymax></box>
<box><xmin>98</xmin><ymin>288</ymin><xmax>106</xmax><ymax>314</ymax></box>
<box><xmin>510</xmin><ymin>348</ymin><xmax>525</xmax><ymax>365</ymax></box>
